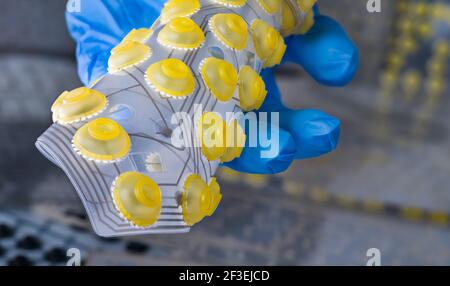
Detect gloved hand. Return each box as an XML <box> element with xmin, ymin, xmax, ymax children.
<box><xmin>66</xmin><ymin>0</ymin><xmax>359</xmax><ymax>174</ymax></box>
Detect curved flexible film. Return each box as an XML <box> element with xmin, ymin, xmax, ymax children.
<box><xmin>37</xmin><ymin>0</ymin><xmax>317</xmax><ymax>237</ymax></box>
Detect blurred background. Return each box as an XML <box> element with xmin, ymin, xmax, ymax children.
<box><xmin>0</xmin><ymin>0</ymin><xmax>449</xmax><ymax>266</ymax></box>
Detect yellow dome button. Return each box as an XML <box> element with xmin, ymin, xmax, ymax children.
<box><xmin>296</xmin><ymin>10</ymin><xmax>315</xmax><ymax>35</ymax></box>
<box><xmin>161</xmin><ymin>0</ymin><xmax>201</xmax><ymax>24</ymax></box>
<box><xmin>297</xmin><ymin>0</ymin><xmax>317</xmax><ymax>13</ymax></box>
<box><xmin>198</xmin><ymin>112</ymin><xmax>227</xmax><ymax>161</ymax></box>
<box><xmin>252</xmin><ymin>19</ymin><xmax>286</xmax><ymax>68</ymax></box>
<box><xmin>221</xmin><ymin>119</ymin><xmax>246</xmax><ymax>163</ymax></box>
<box><xmin>199</xmin><ymin>57</ymin><xmax>238</xmax><ymax>102</ymax></box>
<box><xmin>145</xmin><ymin>58</ymin><xmax>195</xmax><ymax>98</ymax></box>
<box><xmin>122</xmin><ymin>28</ymin><xmax>153</xmax><ymax>44</ymax></box>
<box><xmin>435</xmin><ymin>41</ymin><xmax>450</xmax><ymax>57</ymax></box>
<box><xmin>51</xmin><ymin>87</ymin><xmax>107</xmax><ymax>125</ymax></box>
<box><xmin>87</xmin><ymin>118</ymin><xmax>121</xmax><ymax>141</ymax></box>
<box><xmin>212</xmin><ymin>0</ymin><xmax>246</xmax><ymax>8</ymax></box>
<box><xmin>72</xmin><ymin>118</ymin><xmax>131</xmax><ymax>162</ymax></box>
<box><xmin>238</xmin><ymin>66</ymin><xmax>267</xmax><ymax>111</ymax></box>
<box><xmin>209</xmin><ymin>14</ymin><xmax>248</xmax><ymax>50</ymax></box>
<box><xmin>158</xmin><ymin>17</ymin><xmax>205</xmax><ymax>50</ymax></box>
<box><xmin>108</xmin><ymin>41</ymin><xmax>152</xmax><ymax>73</ymax></box>
<box><xmin>182</xmin><ymin>174</ymin><xmax>222</xmax><ymax>226</ymax></box>
<box><xmin>112</xmin><ymin>172</ymin><xmax>162</xmax><ymax>227</ymax></box>
<box><xmin>256</xmin><ymin>0</ymin><xmax>281</xmax><ymax>15</ymax></box>
<box><xmin>280</xmin><ymin>0</ymin><xmax>297</xmax><ymax>36</ymax></box>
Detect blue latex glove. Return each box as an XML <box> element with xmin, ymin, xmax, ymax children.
<box><xmin>66</xmin><ymin>0</ymin><xmax>359</xmax><ymax>174</ymax></box>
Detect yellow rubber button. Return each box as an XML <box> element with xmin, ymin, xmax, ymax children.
<box><xmin>72</xmin><ymin>118</ymin><xmax>131</xmax><ymax>162</ymax></box>
<box><xmin>221</xmin><ymin>119</ymin><xmax>246</xmax><ymax>163</ymax></box>
<box><xmin>161</xmin><ymin>0</ymin><xmax>201</xmax><ymax>24</ymax></box>
<box><xmin>212</xmin><ymin>0</ymin><xmax>246</xmax><ymax>8</ymax></box>
<box><xmin>209</xmin><ymin>14</ymin><xmax>248</xmax><ymax>50</ymax></box>
<box><xmin>198</xmin><ymin>112</ymin><xmax>227</xmax><ymax>161</ymax></box>
<box><xmin>252</xmin><ymin>19</ymin><xmax>286</xmax><ymax>68</ymax></box>
<box><xmin>256</xmin><ymin>0</ymin><xmax>281</xmax><ymax>15</ymax></box>
<box><xmin>112</xmin><ymin>172</ymin><xmax>162</xmax><ymax>227</ymax></box>
<box><xmin>122</xmin><ymin>28</ymin><xmax>154</xmax><ymax>44</ymax></box>
<box><xmin>87</xmin><ymin>118</ymin><xmax>121</xmax><ymax>141</ymax></box>
<box><xmin>108</xmin><ymin>41</ymin><xmax>152</xmax><ymax>73</ymax></box>
<box><xmin>199</xmin><ymin>57</ymin><xmax>238</xmax><ymax>102</ymax></box>
<box><xmin>238</xmin><ymin>66</ymin><xmax>267</xmax><ymax>111</ymax></box>
<box><xmin>280</xmin><ymin>0</ymin><xmax>297</xmax><ymax>36</ymax></box>
<box><xmin>182</xmin><ymin>174</ymin><xmax>222</xmax><ymax>226</ymax></box>
<box><xmin>145</xmin><ymin>58</ymin><xmax>195</xmax><ymax>98</ymax></box>
<box><xmin>435</xmin><ymin>41</ymin><xmax>450</xmax><ymax>57</ymax></box>
<box><xmin>297</xmin><ymin>0</ymin><xmax>317</xmax><ymax>13</ymax></box>
<box><xmin>296</xmin><ymin>9</ymin><xmax>315</xmax><ymax>35</ymax></box>
<box><xmin>51</xmin><ymin>87</ymin><xmax>107</xmax><ymax>124</ymax></box>
<box><xmin>158</xmin><ymin>17</ymin><xmax>205</xmax><ymax>50</ymax></box>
